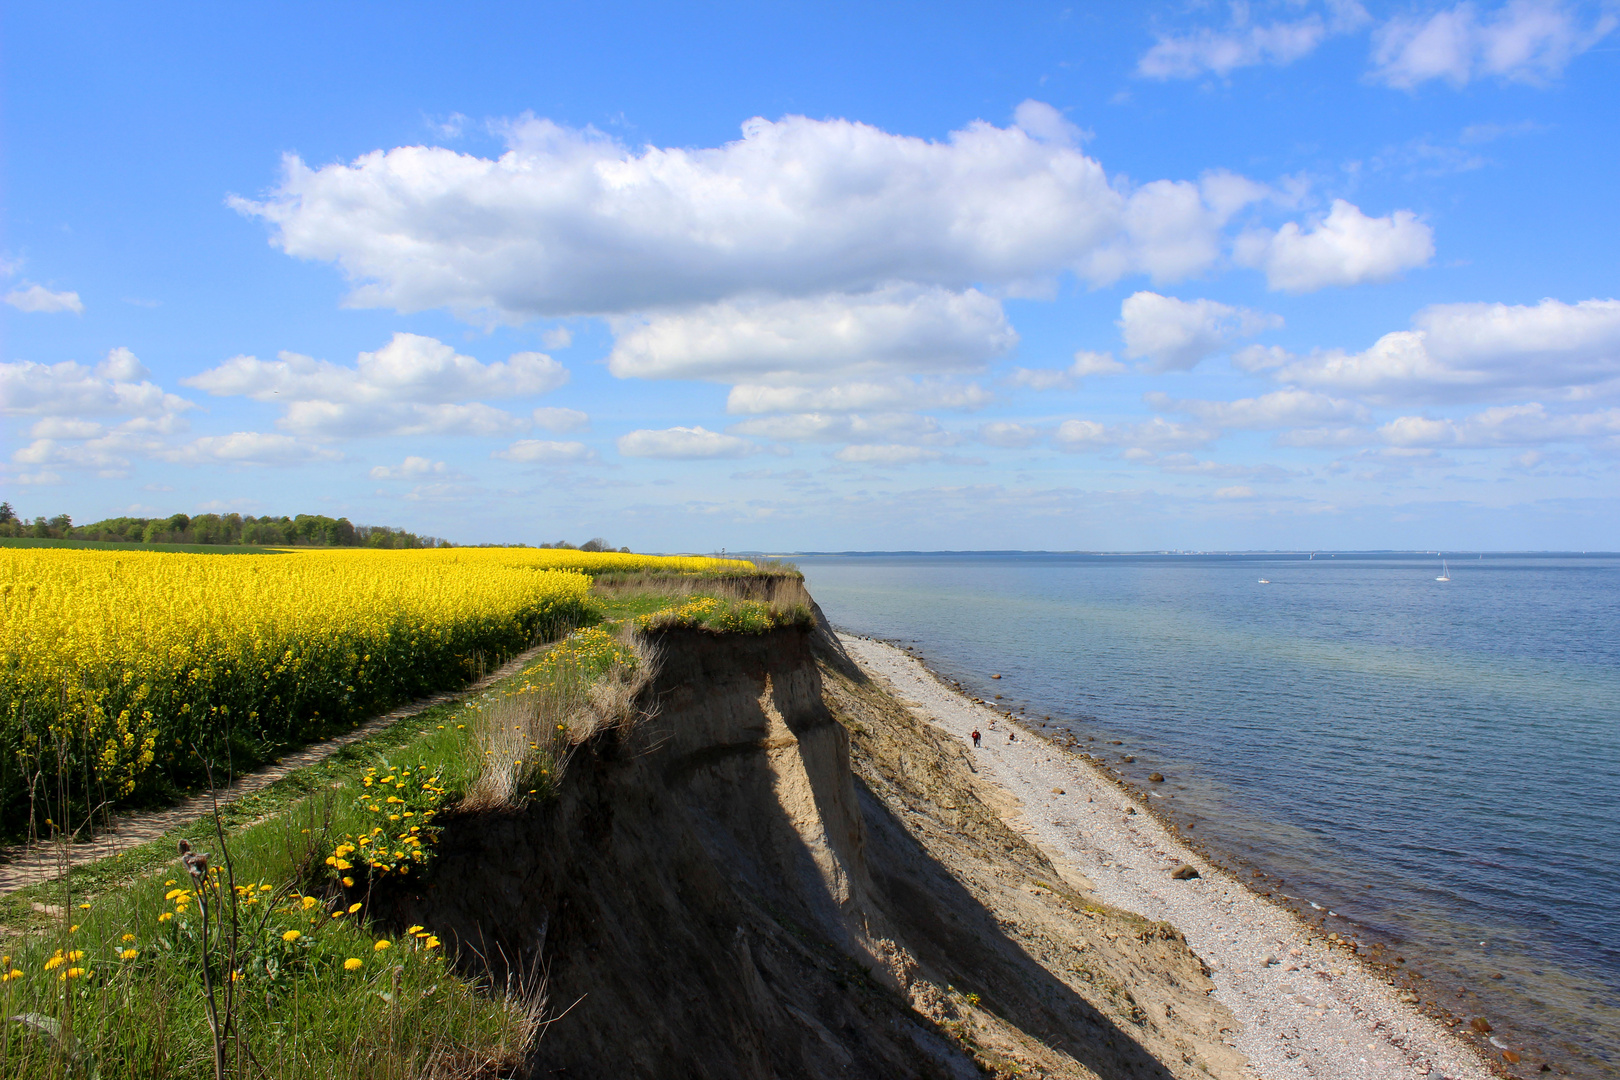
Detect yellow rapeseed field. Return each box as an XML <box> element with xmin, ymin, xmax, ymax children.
<box><xmin>0</xmin><ymin>545</ymin><xmax>749</xmax><ymax>834</ymax></box>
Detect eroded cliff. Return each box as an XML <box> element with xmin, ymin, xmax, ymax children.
<box><xmin>378</xmin><ymin>615</ymin><xmax>1245</xmax><ymax>1079</ymax></box>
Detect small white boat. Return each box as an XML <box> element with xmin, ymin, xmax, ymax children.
<box><xmin>1436</xmin><ymin>559</ymin><xmax>1451</xmax><ymax>582</ymax></box>
<box><xmin>1258</xmin><ymin>578</ymin><xmax>1270</xmax><ymax>584</ymax></box>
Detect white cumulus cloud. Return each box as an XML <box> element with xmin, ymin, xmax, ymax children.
<box><xmin>728</xmin><ymin>411</ymin><xmax>953</xmax><ymax>446</ymax></box>
<box><xmin>1119</xmin><ymin>292</ymin><xmax>1281</xmax><ymax>371</ymax></box>
<box><xmin>616</xmin><ymin>426</ymin><xmax>758</xmax><ymax>459</ymax></box>
<box><xmin>1378</xmin><ymin>403</ymin><xmax>1620</xmax><ymax>448</ymax></box>
<box><xmin>1235</xmin><ymin>199</ymin><xmax>1434</xmax><ymax>292</ymax></box>
<box><xmin>607</xmin><ymin>286</ymin><xmax>1015</xmax><ymax>385</ymax></box>
<box><xmin>1145</xmin><ymin>388</ymin><xmax>1369</xmax><ymax>429</ymax></box>
<box><xmin>1371</xmin><ymin>0</ymin><xmax>1616</xmax><ymax>88</ymax></box>
<box><xmin>1053</xmin><ymin>417</ymin><xmax>1218</xmax><ymax>453</ymax></box>
<box><xmin>493</xmin><ymin>439</ymin><xmax>597</xmax><ymax>463</ymax></box>
<box><xmin>725</xmin><ymin>379</ymin><xmax>991</xmax><ymax>415</ymax></box>
<box><xmin>184</xmin><ymin>333</ymin><xmax>565</xmax><ymax>438</ymax></box>
<box><xmin>1255</xmin><ymin>297</ymin><xmax>1620</xmax><ymax>404</ymax></box>
<box><xmin>232</xmin><ymin>106</ymin><xmax>1312</xmax><ymax>323</ymax></box>
<box><xmin>532</xmin><ymin>406</ymin><xmax>590</xmax><ymax>432</ymax></box>
<box><xmin>187</xmin><ymin>333</ymin><xmax>566</xmax><ymax>404</ymax></box>
<box><xmin>167</xmin><ymin>433</ymin><xmax>341</xmax><ymax>467</ymax></box>
<box><xmin>5</xmin><ymin>284</ymin><xmax>85</xmax><ymax>315</ymax></box>
<box><xmin>370</xmin><ymin>456</ymin><xmax>447</xmax><ymax>479</ymax></box>
<box><xmin>1</xmin><ymin>348</ymin><xmax>194</xmax><ymax>420</ymax></box>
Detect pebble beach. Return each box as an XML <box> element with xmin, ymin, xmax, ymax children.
<box><xmin>842</xmin><ymin>633</ymin><xmax>1506</xmax><ymax>1080</ymax></box>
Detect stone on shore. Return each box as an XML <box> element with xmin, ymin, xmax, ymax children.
<box><xmin>1171</xmin><ymin>864</ymin><xmax>1200</xmax><ymax>880</ymax></box>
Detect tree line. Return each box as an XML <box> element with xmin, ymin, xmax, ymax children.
<box><xmin>0</xmin><ymin>505</ymin><xmax>447</xmax><ymax>548</ymax></box>
<box><xmin>0</xmin><ymin>503</ymin><xmax>634</xmax><ymax>552</ymax></box>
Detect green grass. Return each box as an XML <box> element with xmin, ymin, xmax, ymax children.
<box><xmin>0</xmin><ymin>538</ymin><xmax>287</xmax><ymax>554</ymax></box>
<box><xmin>0</xmin><ymin>681</ymin><xmax>531</xmax><ymax>1078</ymax></box>
<box><xmin>0</xmin><ymin>574</ymin><xmax>807</xmax><ymax>1078</ymax></box>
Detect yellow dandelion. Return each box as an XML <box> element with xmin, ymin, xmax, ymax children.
<box><xmin>407</xmin><ymin>924</ymin><xmax>424</xmax><ymax>935</ymax></box>
<box><xmin>44</xmin><ymin>955</ymin><xmax>65</xmax><ymax>971</ymax></box>
<box><xmin>120</xmin><ymin>948</ymin><xmax>139</xmax><ymax>960</ymax></box>
<box><xmin>342</xmin><ymin>876</ymin><xmax>355</xmax><ymax>887</ymax></box>
<box><xmin>343</xmin><ymin>958</ymin><xmax>363</xmax><ymax>971</ymax></box>
<box><xmin>347</xmin><ymin>902</ymin><xmax>362</xmax><ymax>913</ymax></box>
<box><xmin>158</xmin><ymin>912</ymin><xmax>173</xmax><ymax>923</ymax></box>
<box><xmin>282</xmin><ymin>930</ymin><xmax>301</xmax><ymax>942</ymax></box>
<box><xmin>373</xmin><ymin>939</ymin><xmax>390</xmax><ymax>952</ymax></box>
<box><xmin>121</xmin><ymin>933</ymin><xmax>136</xmax><ymax>942</ymax></box>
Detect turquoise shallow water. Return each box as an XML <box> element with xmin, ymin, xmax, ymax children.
<box><xmin>796</xmin><ymin>552</ymin><xmax>1620</xmax><ymax>1077</ymax></box>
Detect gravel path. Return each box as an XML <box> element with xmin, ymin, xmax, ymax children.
<box><xmin>843</xmin><ymin>634</ymin><xmax>1500</xmax><ymax>1080</ymax></box>
<box><xmin>0</xmin><ymin>641</ymin><xmax>552</xmax><ymax>897</ymax></box>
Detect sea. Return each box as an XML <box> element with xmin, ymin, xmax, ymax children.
<box><xmin>794</xmin><ymin>551</ymin><xmax>1620</xmax><ymax>1078</ymax></box>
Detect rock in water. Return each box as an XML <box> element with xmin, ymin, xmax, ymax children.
<box><xmin>1470</xmin><ymin>1017</ymin><xmax>1493</xmax><ymax>1034</ymax></box>
<box><xmin>1171</xmin><ymin>864</ymin><xmax>1200</xmax><ymax>880</ymax></box>
<box><xmin>1123</xmin><ymin>755</ymin><xmax>1136</xmax><ymax>763</ymax></box>
<box><xmin>1149</xmin><ymin>772</ymin><xmax>1164</xmax><ymax>782</ymax></box>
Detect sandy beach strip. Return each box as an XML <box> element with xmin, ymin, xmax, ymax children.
<box><xmin>841</xmin><ymin>633</ymin><xmax>1502</xmax><ymax>1080</ymax></box>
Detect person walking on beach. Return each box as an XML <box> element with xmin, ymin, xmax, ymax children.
<box><xmin>971</xmin><ymin>729</ymin><xmax>981</xmax><ymax>748</ymax></box>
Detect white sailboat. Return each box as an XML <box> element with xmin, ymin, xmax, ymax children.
<box><xmin>1436</xmin><ymin>559</ymin><xmax>1451</xmax><ymax>582</ymax></box>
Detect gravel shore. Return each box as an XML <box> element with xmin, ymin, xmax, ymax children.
<box><xmin>842</xmin><ymin>633</ymin><xmax>1501</xmax><ymax>1080</ymax></box>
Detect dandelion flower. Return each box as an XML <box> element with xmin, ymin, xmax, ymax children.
<box><xmin>348</xmin><ymin>902</ymin><xmax>362</xmax><ymax>914</ymax></box>
<box><xmin>424</xmin><ymin>936</ymin><xmax>441</xmax><ymax>949</ymax></box>
<box><xmin>343</xmin><ymin>958</ymin><xmax>363</xmax><ymax>971</ymax></box>
<box><xmin>68</xmin><ymin>950</ymin><xmax>84</xmax><ymax>961</ymax></box>
<box><xmin>44</xmin><ymin>955</ymin><xmax>65</xmax><ymax>971</ymax></box>
<box><xmin>78</xmin><ymin>903</ymin><xmax>91</xmax><ymax>910</ymax></box>
<box><xmin>373</xmin><ymin>940</ymin><xmax>390</xmax><ymax>952</ymax></box>
<box><xmin>121</xmin><ymin>933</ymin><xmax>136</xmax><ymax>942</ymax></box>
<box><xmin>282</xmin><ymin>930</ymin><xmax>301</xmax><ymax>942</ymax></box>
<box><xmin>120</xmin><ymin>948</ymin><xmax>139</xmax><ymax>960</ymax></box>
<box><xmin>1</xmin><ymin>970</ymin><xmax>21</xmax><ymax>982</ymax></box>
<box><xmin>342</xmin><ymin>876</ymin><xmax>355</xmax><ymax>887</ymax></box>
<box><xmin>407</xmin><ymin>925</ymin><xmax>424</xmax><ymax>935</ymax></box>
<box><xmin>158</xmin><ymin>912</ymin><xmax>173</xmax><ymax>923</ymax></box>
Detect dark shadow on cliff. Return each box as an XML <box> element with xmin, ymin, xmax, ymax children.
<box><xmin>369</xmin><ymin>624</ymin><xmax>1208</xmax><ymax>1078</ymax></box>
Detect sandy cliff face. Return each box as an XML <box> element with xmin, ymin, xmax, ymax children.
<box><xmin>382</xmin><ymin>617</ymin><xmax>1244</xmax><ymax>1079</ymax></box>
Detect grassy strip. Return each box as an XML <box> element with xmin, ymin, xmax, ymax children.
<box><xmin>0</xmin><ymin>576</ymin><xmax>804</xmax><ymax>1077</ymax></box>
<box><xmin>0</xmin><ymin>704</ymin><xmax>522</xmax><ymax>1078</ymax></box>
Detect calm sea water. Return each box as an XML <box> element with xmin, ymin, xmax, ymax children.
<box><xmin>796</xmin><ymin>552</ymin><xmax>1620</xmax><ymax>1077</ymax></box>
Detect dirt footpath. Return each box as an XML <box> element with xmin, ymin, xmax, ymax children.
<box><xmin>0</xmin><ymin>641</ymin><xmax>552</xmax><ymax>896</ymax></box>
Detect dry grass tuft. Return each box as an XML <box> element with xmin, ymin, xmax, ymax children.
<box><xmin>461</xmin><ymin>628</ymin><xmax>661</xmax><ymax>813</ymax></box>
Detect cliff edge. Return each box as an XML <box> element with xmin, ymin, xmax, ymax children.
<box><xmin>379</xmin><ymin>615</ymin><xmax>1245</xmax><ymax>1079</ymax></box>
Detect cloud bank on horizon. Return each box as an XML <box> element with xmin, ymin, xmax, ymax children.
<box><xmin>3</xmin><ymin>0</ymin><xmax>1617</xmax><ymax>549</ymax></box>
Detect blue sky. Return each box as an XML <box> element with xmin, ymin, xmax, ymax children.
<box><xmin>3</xmin><ymin>1</ymin><xmax>1618</xmax><ymax>551</ymax></box>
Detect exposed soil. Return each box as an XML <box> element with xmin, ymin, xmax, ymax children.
<box><xmin>380</xmin><ymin>612</ymin><xmax>1253</xmax><ymax>1078</ymax></box>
